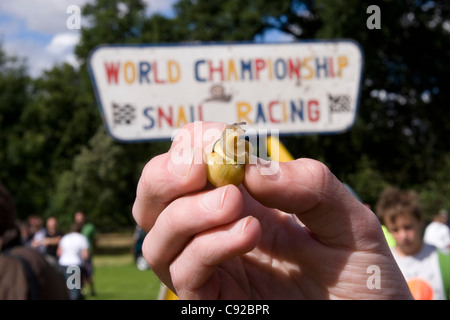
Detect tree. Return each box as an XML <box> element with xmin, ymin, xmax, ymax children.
<box><xmin>3</xmin><ymin>0</ymin><xmax>449</xmax><ymax>228</ymax></box>
<box><xmin>75</xmin><ymin>0</ymin><xmax>147</xmax><ymax>65</ymax></box>
<box><xmin>57</xmin><ymin>0</ymin><xmax>174</xmax><ymax>229</ymax></box>
<box><xmin>1</xmin><ymin>62</ymin><xmax>100</xmax><ymax>218</ymax></box>
<box><xmin>0</xmin><ymin>43</ymin><xmax>32</xmax><ymax>214</ymax></box>
<box><xmin>156</xmin><ymin>0</ymin><xmax>450</xmax><ymax>214</ymax></box>
<box><xmin>74</xmin><ymin>0</ymin><xmax>450</xmax><ymax>222</ymax></box>
<box><xmin>49</xmin><ymin>125</ymin><xmax>169</xmax><ymax>230</ymax></box>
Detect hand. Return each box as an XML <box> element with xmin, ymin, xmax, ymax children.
<box><xmin>132</xmin><ymin>122</ymin><xmax>413</xmax><ymax>299</ymax></box>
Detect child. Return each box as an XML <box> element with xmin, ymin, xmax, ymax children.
<box><xmin>376</xmin><ymin>187</ymin><xmax>450</xmax><ymax>300</ymax></box>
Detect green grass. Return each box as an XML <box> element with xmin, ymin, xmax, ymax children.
<box><xmin>85</xmin><ymin>253</ymin><xmax>162</xmax><ymax>300</ymax></box>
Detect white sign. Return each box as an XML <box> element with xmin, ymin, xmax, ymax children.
<box><xmin>88</xmin><ymin>41</ymin><xmax>363</xmax><ymax>142</ymax></box>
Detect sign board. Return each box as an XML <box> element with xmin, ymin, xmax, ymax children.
<box><xmin>88</xmin><ymin>41</ymin><xmax>363</xmax><ymax>142</ymax></box>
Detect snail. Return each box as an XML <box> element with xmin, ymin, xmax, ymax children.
<box><xmin>205</xmin><ymin>122</ymin><xmax>253</xmax><ymax>187</ymax></box>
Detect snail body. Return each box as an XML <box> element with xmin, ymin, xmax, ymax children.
<box><xmin>206</xmin><ymin>122</ymin><xmax>253</xmax><ymax>187</ymax></box>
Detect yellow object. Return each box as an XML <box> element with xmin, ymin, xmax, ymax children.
<box><xmin>206</xmin><ymin>122</ymin><xmax>252</xmax><ymax>187</ymax></box>
<box><xmin>381</xmin><ymin>225</ymin><xmax>396</xmax><ymax>248</ymax></box>
<box><xmin>266</xmin><ymin>136</ymin><xmax>294</xmax><ymax>162</ymax></box>
<box><xmin>158</xmin><ymin>283</ymin><xmax>178</xmax><ymax>300</ymax></box>
<box><xmin>165</xmin><ymin>288</ymin><xmax>178</xmax><ymax>300</ymax></box>
<box><xmin>160</xmin><ymin>132</ymin><xmax>293</xmax><ymax>301</ymax></box>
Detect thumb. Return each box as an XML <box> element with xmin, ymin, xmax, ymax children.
<box><xmin>243</xmin><ymin>158</ymin><xmax>381</xmax><ymax>248</ymax></box>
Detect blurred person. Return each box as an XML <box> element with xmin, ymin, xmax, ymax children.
<box><xmin>57</xmin><ymin>222</ymin><xmax>89</xmax><ymax>300</ymax></box>
<box><xmin>43</xmin><ymin>217</ymin><xmax>64</xmax><ymax>258</ymax></box>
<box><xmin>32</xmin><ymin>217</ymin><xmax>64</xmax><ymax>267</ymax></box>
<box><xmin>132</xmin><ymin>121</ymin><xmax>413</xmax><ymax>300</ymax></box>
<box><xmin>23</xmin><ymin>215</ymin><xmax>44</xmax><ymax>250</ymax></box>
<box><xmin>19</xmin><ymin>220</ymin><xmax>32</xmax><ymax>246</ymax></box>
<box><xmin>424</xmin><ymin>209</ymin><xmax>450</xmax><ymax>250</ymax></box>
<box><xmin>74</xmin><ymin>211</ymin><xmax>97</xmax><ymax>296</ymax></box>
<box><xmin>376</xmin><ymin>187</ymin><xmax>450</xmax><ymax>300</ymax></box>
<box><xmin>0</xmin><ymin>182</ymin><xmax>69</xmax><ymax>300</ymax></box>
<box><xmin>20</xmin><ymin>215</ymin><xmax>37</xmax><ymax>247</ymax></box>
<box><xmin>30</xmin><ymin>216</ymin><xmax>46</xmax><ymax>254</ymax></box>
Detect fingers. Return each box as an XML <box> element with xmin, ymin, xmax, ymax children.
<box><xmin>171</xmin><ymin>216</ymin><xmax>261</xmax><ymax>299</ymax></box>
<box><xmin>244</xmin><ymin>158</ymin><xmax>381</xmax><ymax>248</ymax></box>
<box><xmin>132</xmin><ymin>149</ymin><xmax>204</xmax><ymax>232</ymax></box>
<box><xmin>142</xmin><ymin>184</ymin><xmax>261</xmax><ymax>293</ymax></box>
<box><xmin>132</xmin><ymin>122</ymin><xmax>227</xmax><ymax>232</ymax></box>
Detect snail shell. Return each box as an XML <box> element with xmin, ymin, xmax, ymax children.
<box><xmin>206</xmin><ymin>122</ymin><xmax>253</xmax><ymax>187</ymax></box>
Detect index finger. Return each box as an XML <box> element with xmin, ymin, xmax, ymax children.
<box><xmin>132</xmin><ymin>122</ymin><xmax>226</xmax><ymax>232</ymax></box>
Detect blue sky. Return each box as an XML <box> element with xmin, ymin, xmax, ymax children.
<box><xmin>0</xmin><ymin>0</ymin><xmax>293</xmax><ymax>78</ymax></box>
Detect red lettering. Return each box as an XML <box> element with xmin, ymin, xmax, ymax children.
<box><xmin>328</xmin><ymin>57</ymin><xmax>334</xmax><ymax>78</ymax></box>
<box><xmin>308</xmin><ymin>100</ymin><xmax>320</xmax><ymax>122</ymax></box>
<box><xmin>254</xmin><ymin>59</ymin><xmax>266</xmax><ymax>80</ymax></box>
<box><xmin>153</xmin><ymin>62</ymin><xmax>165</xmax><ymax>84</ymax></box>
<box><xmin>104</xmin><ymin>62</ymin><xmax>120</xmax><ymax>84</ymax></box>
<box><xmin>158</xmin><ymin>106</ymin><xmax>173</xmax><ymax>127</ymax></box>
<box><xmin>288</xmin><ymin>58</ymin><xmax>301</xmax><ymax>79</ymax></box>
<box><xmin>268</xmin><ymin>101</ymin><xmax>281</xmax><ymax>123</ymax></box>
<box><xmin>209</xmin><ymin>60</ymin><xmax>224</xmax><ymax>81</ymax></box>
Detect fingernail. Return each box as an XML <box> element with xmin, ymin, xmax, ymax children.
<box><xmin>169</xmin><ymin>147</ymin><xmax>194</xmax><ymax>178</ymax></box>
<box><xmin>230</xmin><ymin>216</ymin><xmax>254</xmax><ymax>234</ymax></box>
<box><xmin>201</xmin><ymin>187</ymin><xmax>227</xmax><ymax>212</ymax></box>
<box><xmin>250</xmin><ymin>157</ymin><xmax>281</xmax><ymax>181</ymax></box>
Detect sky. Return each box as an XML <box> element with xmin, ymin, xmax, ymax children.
<box><xmin>0</xmin><ymin>0</ymin><xmax>176</xmax><ymax>77</ymax></box>
<box><xmin>0</xmin><ymin>0</ymin><xmax>293</xmax><ymax>78</ymax></box>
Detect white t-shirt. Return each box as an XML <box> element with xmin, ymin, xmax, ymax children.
<box><xmin>391</xmin><ymin>243</ymin><xmax>445</xmax><ymax>300</ymax></box>
<box><xmin>58</xmin><ymin>232</ymin><xmax>89</xmax><ymax>266</ymax></box>
<box><xmin>424</xmin><ymin>222</ymin><xmax>450</xmax><ymax>250</ymax></box>
<box><xmin>32</xmin><ymin>228</ymin><xmax>46</xmax><ymax>254</ymax></box>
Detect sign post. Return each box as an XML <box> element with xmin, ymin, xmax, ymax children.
<box><xmin>88</xmin><ymin>41</ymin><xmax>363</xmax><ymax>142</ymax></box>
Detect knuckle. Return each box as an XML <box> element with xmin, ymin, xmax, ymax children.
<box><xmin>297</xmin><ymin>158</ymin><xmax>335</xmax><ymax>190</ymax></box>
<box><xmin>140</xmin><ymin>154</ymin><xmax>168</xmax><ymax>189</ymax></box>
<box><xmin>169</xmin><ymin>259</ymin><xmax>186</xmax><ymax>289</ymax></box>
<box><xmin>141</xmin><ymin>234</ymin><xmax>157</xmax><ymax>269</ymax></box>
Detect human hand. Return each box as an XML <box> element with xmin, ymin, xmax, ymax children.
<box><xmin>132</xmin><ymin>121</ymin><xmax>413</xmax><ymax>300</ymax></box>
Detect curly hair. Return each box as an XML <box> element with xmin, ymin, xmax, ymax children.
<box><xmin>375</xmin><ymin>187</ymin><xmax>423</xmax><ymax>225</ymax></box>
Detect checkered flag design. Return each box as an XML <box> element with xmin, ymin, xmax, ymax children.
<box><xmin>328</xmin><ymin>94</ymin><xmax>351</xmax><ymax>113</ymax></box>
<box><xmin>112</xmin><ymin>103</ymin><xmax>136</xmax><ymax>125</ymax></box>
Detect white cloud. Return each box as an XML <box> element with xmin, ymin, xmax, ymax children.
<box><xmin>0</xmin><ymin>0</ymin><xmax>91</xmax><ymax>34</ymax></box>
<box><xmin>46</xmin><ymin>32</ymin><xmax>81</xmax><ymax>70</ymax></box>
<box><xmin>0</xmin><ymin>0</ymin><xmax>177</xmax><ymax>77</ymax></box>
<box><xmin>4</xmin><ymin>32</ymin><xmax>80</xmax><ymax>78</ymax></box>
<box><xmin>0</xmin><ymin>0</ymin><xmax>89</xmax><ymax>77</ymax></box>
<box><xmin>46</xmin><ymin>32</ymin><xmax>80</xmax><ymax>55</ymax></box>
<box><xmin>4</xmin><ymin>37</ymin><xmax>51</xmax><ymax>78</ymax></box>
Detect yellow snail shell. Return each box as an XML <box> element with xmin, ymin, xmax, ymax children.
<box><xmin>206</xmin><ymin>122</ymin><xmax>253</xmax><ymax>187</ymax></box>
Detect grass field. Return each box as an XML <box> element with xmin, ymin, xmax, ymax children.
<box><xmin>85</xmin><ymin>253</ymin><xmax>163</xmax><ymax>300</ymax></box>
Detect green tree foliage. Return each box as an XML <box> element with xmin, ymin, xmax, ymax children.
<box><xmin>75</xmin><ymin>0</ymin><xmax>146</xmax><ymax>63</ymax></box>
<box><xmin>48</xmin><ymin>126</ymin><xmax>169</xmax><ymax>231</ymax></box>
<box><xmin>167</xmin><ymin>0</ymin><xmax>450</xmax><ymax>214</ymax></box>
<box><xmin>1</xmin><ymin>0</ymin><xmax>449</xmax><ymax>229</ymax></box>
<box><xmin>0</xmin><ymin>44</ymin><xmax>32</xmax><ymax>212</ymax></box>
